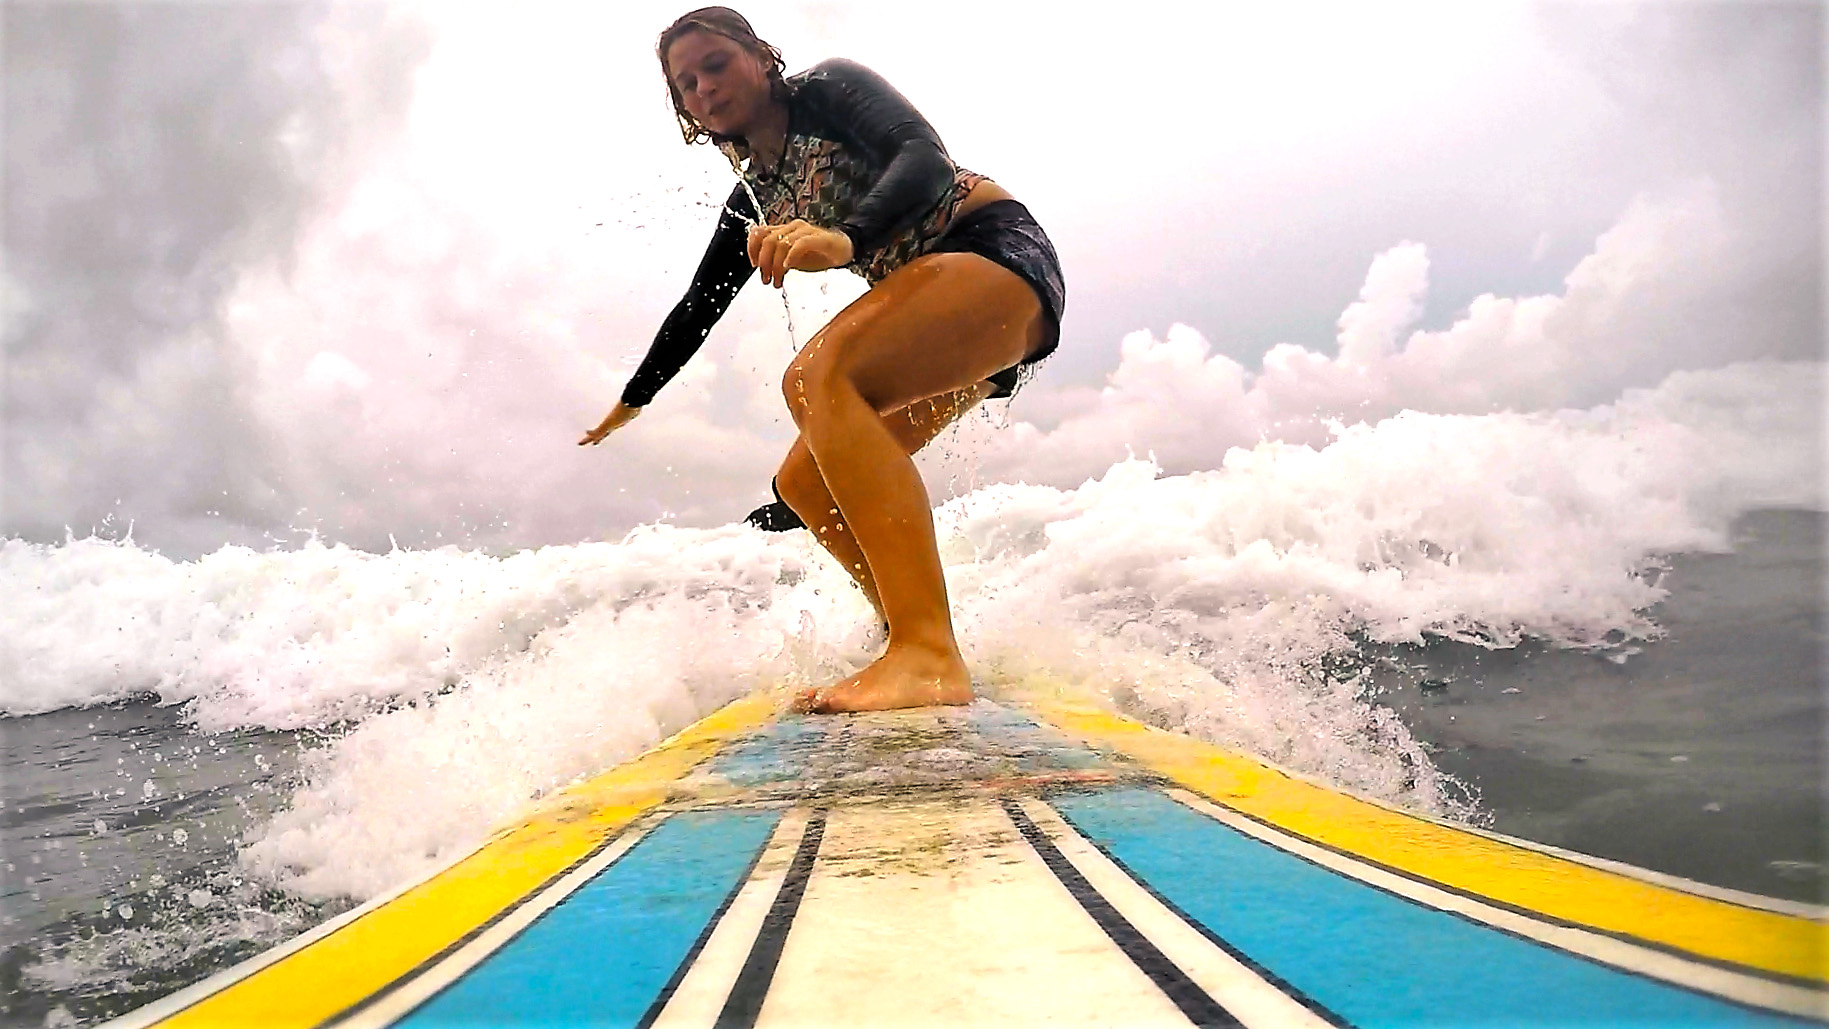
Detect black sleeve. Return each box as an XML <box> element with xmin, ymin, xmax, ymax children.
<box><xmin>799</xmin><ymin>58</ymin><xmax>955</xmax><ymax>255</ymax></box>
<box><xmin>620</xmin><ymin>185</ymin><xmax>757</xmax><ymax>408</ymax></box>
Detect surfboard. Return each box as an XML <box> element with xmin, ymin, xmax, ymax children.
<box><xmin>105</xmin><ymin>684</ymin><xmax>1826</xmax><ymax>1028</ymax></box>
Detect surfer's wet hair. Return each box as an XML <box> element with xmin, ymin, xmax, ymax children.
<box><xmin>657</xmin><ymin>7</ymin><xmax>789</xmax><ymax>149</ymax></box>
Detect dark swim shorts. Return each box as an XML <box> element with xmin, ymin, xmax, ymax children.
<box><xmin>930</xmin><ymin>199</ymin><xmax>1066</xmax><ymax>399</ymax></box>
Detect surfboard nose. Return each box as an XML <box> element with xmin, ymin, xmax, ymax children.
<box><xmin>110</xmin><ymin>694</ymin><xmax>1828</xmax><ymax>1029</ymax></box>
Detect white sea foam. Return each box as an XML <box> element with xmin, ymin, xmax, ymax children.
<box><xmin>21</xmin><ymin>902</ymin><xmax>314</xmax><ymax>997</ymax></box>
<box><xmin>1</xmin><ymin>360</ymin><xmax>1818</xmax><ymax>900</ymax></box>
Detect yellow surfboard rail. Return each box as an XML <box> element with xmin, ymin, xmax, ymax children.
<box><xmin>1018</xmin><ymin>687</ymin><xmax>1827</xmax><ymax>986</ymax></box>
<box><xmin>149</xmin><ymin>693</ymin><xmax>777</xmax><ymax>1029</ymax></box>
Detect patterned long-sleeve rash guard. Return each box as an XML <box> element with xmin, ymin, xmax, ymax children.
<box><xmin>620</xmin><ymin>58</ymin><xmax>985</xmax><ymax>409</ymax></box>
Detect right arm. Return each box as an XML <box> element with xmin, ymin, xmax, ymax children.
<box><xmin>583</xmin><ymin>185</ymin><xmax>759</xmax><ymax>445</ymax></box>
<box><xmin>619</xmin><ymin>184</ymin><xmax>758</xmax><ymax>409</ymax></box>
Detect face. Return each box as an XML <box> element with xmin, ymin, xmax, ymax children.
<box><xmin>665</xmin><ymin>29</ymin><xmax>770</xmax><ymax>137</ymax></box>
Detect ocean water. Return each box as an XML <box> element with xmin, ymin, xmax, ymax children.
<box><xmin>1</xmin><ymin>361</ymin><xmax>1822</xmax><ymax>1027</ymax></box>
<box><xmin>1371</xmin><ymin>507</ymin><xmax>1823</xmax><ymax>901</ymax></box>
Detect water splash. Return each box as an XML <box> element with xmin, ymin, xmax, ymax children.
<box><xmin>719</xmin><ymin>143</ymin><xmax>801</xmax><ymax>350</ymax></box>
<box><xmin>4</xmin><ymin>363</ymin><xmax>1815</xmax><ymax>905</ymax></box>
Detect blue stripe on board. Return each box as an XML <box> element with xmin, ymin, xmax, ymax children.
<box><xmin>396</xmin><ymin>808</ymin><xmax>782</xmax><ymax>1029</ymax></box>
<box><xmin>964</xmin><ymin>705</ymin><xmax>1110</xmax><ymax>770</ymax></box>
<box><xmin>1051</xmin><ymin>788</ymin><xmax>1817</xmax><ymax>1029</ymax></box>
<box><xmin>708</xmin><ymin>718</ymin><xmax>826</xmax><ymax>787</ymax></box>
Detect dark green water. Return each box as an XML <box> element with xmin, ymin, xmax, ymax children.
<box><xmin>1373</xmin><ymin>508</ymin><xmax>1825</xmax><ymax>904</ymax></box>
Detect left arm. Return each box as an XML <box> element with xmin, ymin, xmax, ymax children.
<box><xmin>750</xmin><ymin>58</ymin><xmax>957</xmax><ymax>286</ymax></box>
<box><xmin>803</xmin><ymin>57</ymin><xmax>955</xmax><ymax>256</ymax></box>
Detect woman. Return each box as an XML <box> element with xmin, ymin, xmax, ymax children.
<box><xmin>579</xmin><ymin>7</ymin><xmax>1065</xmax><ymax>714</ymax></box>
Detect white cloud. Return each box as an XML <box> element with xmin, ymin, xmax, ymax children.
<box><xmin>204</xmin><ymin>155</ymin><xmax>1801</xmax><ymax>556</ymax></box>
<box><xmin>5</xmin><ymin>1</ymin><xmax>1816</xmax><ymax>557</ymax></box>
<box><xmin>968</xmin><ymin>179</ymin><xmax>1773</xmax><ymax>488</ymax></box>
<box><xmin>1336</xmin><ymin>242</ymin><xmax>1430</xmax><ymax>369</ymax></box>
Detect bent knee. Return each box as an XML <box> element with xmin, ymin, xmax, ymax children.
<box><xmin>780</xmin><ymin>337</ymin><xmax>875</xmax><ymax>421</ymax></box>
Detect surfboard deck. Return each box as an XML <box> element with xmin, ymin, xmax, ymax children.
<box><xmin>108</xmin><ymin>686</ymin><xmax>1827</xmax><ymax>1028</ymax></box>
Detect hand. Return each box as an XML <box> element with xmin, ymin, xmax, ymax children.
<box><xmin>578</xmin><ymin>402</ymin><xmax>640</xmax><ymax>446</ymax></box>
<box><xmin>747</xmin><ymin>220</ymin><xmax>854</xmax><ymax>288</ymax></box>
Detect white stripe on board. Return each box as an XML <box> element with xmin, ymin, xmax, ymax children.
<box><xmin>753</xmin><ymin>797</ymin><xmax>1196</xmax><ymax>1029</ymax></box>
<box><xmin>1014</xmin><ymin>797</ymin><xmax>1336</xmax><ymax>1029</ymax></box>
<box><xmin>644</xmin><ymin>808</ymin><xmax>811</xmax><ymax>1029</ymax></box>
<box><xmin>1163</xmin><ymin>787</ymin><xmax>1826</xmax><ymax>1019</ymax></box>
<box><xmin>329</xmin><ymin>818</ymin><xmax>661</xmax><ymax>1029</ymax></box>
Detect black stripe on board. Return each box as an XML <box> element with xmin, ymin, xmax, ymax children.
<box><xmin>1001</xmin><ymin>799</ymin><xmax>1243</xmax><ymax>1029</ymax></box>
<box><xmin>1041</xmin><ymin>798</ymin><xmax>1351</xmax><ymax>1027</ymax></box>
<box><xmin>713</xmin><ymin>808</ymin><xmax>828</xmax><ymax>1029</ymax></box>
<box><xmin>633</xmin><ymin>811</ymin><xmax>803</xmax><ymax>1029</ymax></box>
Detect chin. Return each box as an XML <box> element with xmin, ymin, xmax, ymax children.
<box><xmin>709</xmin><ymin>102</ymin><xmax>760</xmax><ymax>138</ymax></box>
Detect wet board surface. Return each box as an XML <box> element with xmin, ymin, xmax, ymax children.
<box><xmin>106</xmin><ymin>691</ymin><xmax>1827</xmax><ymax>1028</ymax></box>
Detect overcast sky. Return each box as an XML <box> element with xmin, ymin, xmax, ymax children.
<box><xmin>3</xmin><ymin>0</ymin><xmax>1821</xmax><ymax>559</ymax></box>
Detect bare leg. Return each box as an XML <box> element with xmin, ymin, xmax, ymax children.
<box><xmin>781</xmin><ymin>254</ymin><xmax>1044</xmax><ymax>713</ymax></box>
<box><xmin>775</xmin><ymin>384</ymin><xmax>994</xmax><ymax>626</ymax></box>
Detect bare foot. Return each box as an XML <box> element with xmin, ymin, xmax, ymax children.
<box><xmin>792</xmin><ymin>643</ymin><xmax>972</xmax><ymax>713</ymax></box>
